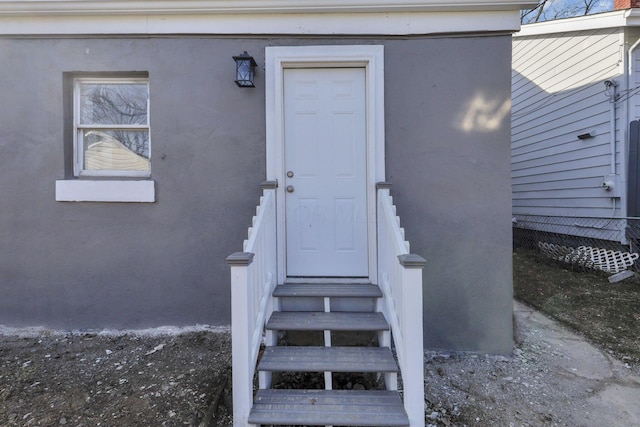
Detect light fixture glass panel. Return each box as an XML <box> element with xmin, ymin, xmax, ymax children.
<box><xmin>234</xmin><ymin>52</ymin><xmax>256</xmax><ymax>87</ymax></box>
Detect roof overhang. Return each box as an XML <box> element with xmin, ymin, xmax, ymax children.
<box><xmin>0</xmin><ymin>0</ymin><xmax>537</xmax><ymax>36</ymax></box>
<box><xmin>516</xmin><ymin>8</ymin><xmax>640</xmax><ymax>37</ymax></box>
<box><xmin>0</xmin><ymin>1</ymin><xmax>540</xmax><ymax>15</ymax></box>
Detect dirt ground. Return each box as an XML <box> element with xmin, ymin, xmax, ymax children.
<box><xmin>0</xmin><ymin>328</ymin><xmax>233</xmax><ymax>427</ymax></box>
<box><xmin>512</xmin><ymin>249</ymin><xmax>640</xmax><ymax>367</ymax></box>
<box><xmin>1</xmin><ymin>250</ymin><xmax>639</xmax><ymax>426</ymax></box>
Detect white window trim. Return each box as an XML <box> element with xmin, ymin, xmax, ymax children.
<box><xmin>56</xmin><ymin>76</ymin><xmax>154</xmax><ymax>203</ymax></box>
<box><xmin>265</xmin><ymin>45</ymin><xmax>385</xmax><ymax>284</ymax></box>
<box><xmin>55</xmin><ymin>180</ymin><xmax>155</xmax><ymax>203</ymax></box>
<box><xmin>73</xmin><ymin>77</ymin><xmax>151</xmax><ymax>178</ymax></box>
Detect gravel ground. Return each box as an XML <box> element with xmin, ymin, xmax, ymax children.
<box><xmin>4</xmin><ymin>252</ymin><xmax>640</xmax><ymax>425</ymax></box>
<box><xmin>3</xmin><ymin>304</ymin><xmax>640</xmax><ymax>427</ymax></box>
<box><xmin>0</xmin><ymin>326</ymin><xmax>233</xmax><ymax>427</ymax></box>
<box><xmin>422</xmin><ymin>302</ymin><xmax>640</xmax><ymax>427</ymax></box>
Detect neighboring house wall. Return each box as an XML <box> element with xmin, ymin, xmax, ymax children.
<box><xmin>625</xmin><ymin>27</ymin><xmax>640</xmax><ymax>219</ymax></box>
<box><xmin>510</xmin><ymin>23</ymin><xmax>640</xmax><ymax>243</ymax></box>
<box><xmin>631</xmin><ymin>27</ymin><xmax>640</xmax><ymax>122</ymax></box>
<box><xmin>512</xmin><ymin>27</ymin><xmax>624</xmax><ymax>220</ymax></box>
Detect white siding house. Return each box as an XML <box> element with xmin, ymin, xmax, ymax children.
<box><xmin>512</xmin><ymin>7</ymin><xmax>640</xmax><ymax>245</ymax></box>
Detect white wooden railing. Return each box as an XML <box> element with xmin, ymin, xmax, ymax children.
<box><xmin>226</xmin><ymin>181</ymin><xmax>278</xmax><ymax>427</ymax></box>
<box><xmin>227</xmin><ymin>181</ymin><xmax>424</xmax><ymax>427</ymax></box>
<box><xmin>376</xmin><ymin>182</ymin><xmax>426</xmax><ymax>427</ymax></box>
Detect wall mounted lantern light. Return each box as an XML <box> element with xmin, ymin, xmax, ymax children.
<box><xmin>233</xmin><ymin>51</ymin><xmax>257</xmax><ymax>88</ymax></box>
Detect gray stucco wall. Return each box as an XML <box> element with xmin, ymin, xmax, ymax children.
<box><xmin>0</xmin><ymin>35</ymin><xmax>512</xmax><ymax>353</ymax></box>
<box><xmin>0</xmin><ymin>37</ymin><xmax>266</xmax><ymax>329</ymax></box>
<box><xmin>385</xmin><ymin>36</ymin><xmax>514</xmax><ymax>354</ymax></box>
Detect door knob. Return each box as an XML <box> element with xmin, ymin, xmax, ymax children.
<box><xmin>287</xmin><ymin>171</ymin><xmax>294</xmax><ymax>178</ymax></box>
<box><xmin>286</xmin><ymin>185</ymin><xmax>295</xmax><ymax>193</ymax></box>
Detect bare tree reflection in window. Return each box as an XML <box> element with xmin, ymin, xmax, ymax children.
<box><xmin>80</xmin><ymin>83</ymin><xmax>149</xmax><ymax>159</ymax></box>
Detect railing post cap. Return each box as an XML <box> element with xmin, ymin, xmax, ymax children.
<box><xmin>226</xmin><ymin>252</ymin><xmax>255</xmax><ymax>266</ymax></box>
<box><xmin>376</xmin><ymin>181</ymin><xmax>392</xmax><ymax>190</ymax></box>
<box><xmin>260</xmin><ymin>180</ymin><xmax>278</xmax><ymax>190</ymax></box>
<box><xmin>398</xmin><ymin>253</ymin><xmax>426</xmax><ymax>268</ymax></box>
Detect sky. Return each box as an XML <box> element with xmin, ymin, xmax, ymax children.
<box><xmin>522</xmin><ymin>0</ymin><xmax>613</xmax><ymax>24</ymax></box>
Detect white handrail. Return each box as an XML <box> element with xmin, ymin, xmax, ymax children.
<box><xmin>377</xmin><ymin>184</ymin><xmax>425</xmax><ymax>427</ymax></box>
<box><xmin>227</xmin><ymin>184</ymin><xmax>278</xmax><ymax>427</ymax></box>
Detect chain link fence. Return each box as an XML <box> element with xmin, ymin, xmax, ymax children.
<box><xmin>512</xmin><ymin>214</ymin><xmax>640</xmax><ymax>273</ymax></box>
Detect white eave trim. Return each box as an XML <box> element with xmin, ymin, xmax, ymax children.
<box><xmin>0</xmin><ymin>1</ymin><xmax>538</xmax><ymax>15</ymax></box>
<box><xmin>516</xmin><ymin>9</ymin><xmax>640</xmax><ymax>37</ymax></box>
<box><xmin>0</xmin><ymin>0</ymin><xmax>533</xmax><ymax>35</ymax></box>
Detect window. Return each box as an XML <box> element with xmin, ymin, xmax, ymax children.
<box><xmin>74</xmin><ymin>77</ymin><xmax>150</xmax><ymax>177</ymax></box>
<box><xmin>56</xmin><ymin>74</ymin><xmax>155</xmax><ymax>203</ymax></box>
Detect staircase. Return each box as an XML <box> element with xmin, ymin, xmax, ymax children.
<box><xmin>227</xmin><ymin>182</ymin><xmax>425</xmax><ymax>427</ymax></box>
<box><xmin>249</xmin><ymin>283</ymin><xmax>409</xmax><ymax>426</ymax></box>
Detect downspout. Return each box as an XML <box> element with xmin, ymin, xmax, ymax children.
<box><xmin>628</xmin><ymin>38</ymin><xmax>640</xmax><ymax>149</ymax></box>
<box><xmin>626</xmin><ymin>37</ymin><xmax>640</xmax><ymax>210</ymax></box>
<box><xmin>621</xmin><ymin>38</ymin><xmax>640</xmax><ymax>244</ymax></box>
<box><xmin>627</xmin><ymin>37</ymin><xmax>640</xmax><ymax>121</ymax></box>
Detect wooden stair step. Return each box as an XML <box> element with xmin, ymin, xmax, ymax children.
<box><xmin>266</xmin><ymin>311</ymin><xmax>389</xmax><ymax>331</ymax></box>
<box><xmin>258</xmin><ymin>346</ymin><xmax>398</xmax><ymax>372</ymax></box>
<box><xmin>249</xmin><ymin>389</ymin><xmax>409</xmax><ymax>426</ymax></box>
<box><xmin>274</xmin><ymin>283</ymin><xmax>382</xmax><ymax>298</ymax></box>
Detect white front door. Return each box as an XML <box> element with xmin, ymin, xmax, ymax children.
<box><xmin>284</xmin><ymin>67</ymin><xmax>368</xmax><ymax>278</ymax></box>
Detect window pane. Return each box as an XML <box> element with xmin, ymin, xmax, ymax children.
<box><xmin>83</xmin><ymin>130</ymin><xmax>150</xmax><ymax>172</ymax></box>
<box><xmin>80</xmin><ymin>83</ymin><xmax>148</xmax><ymax>125</ymax></box>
